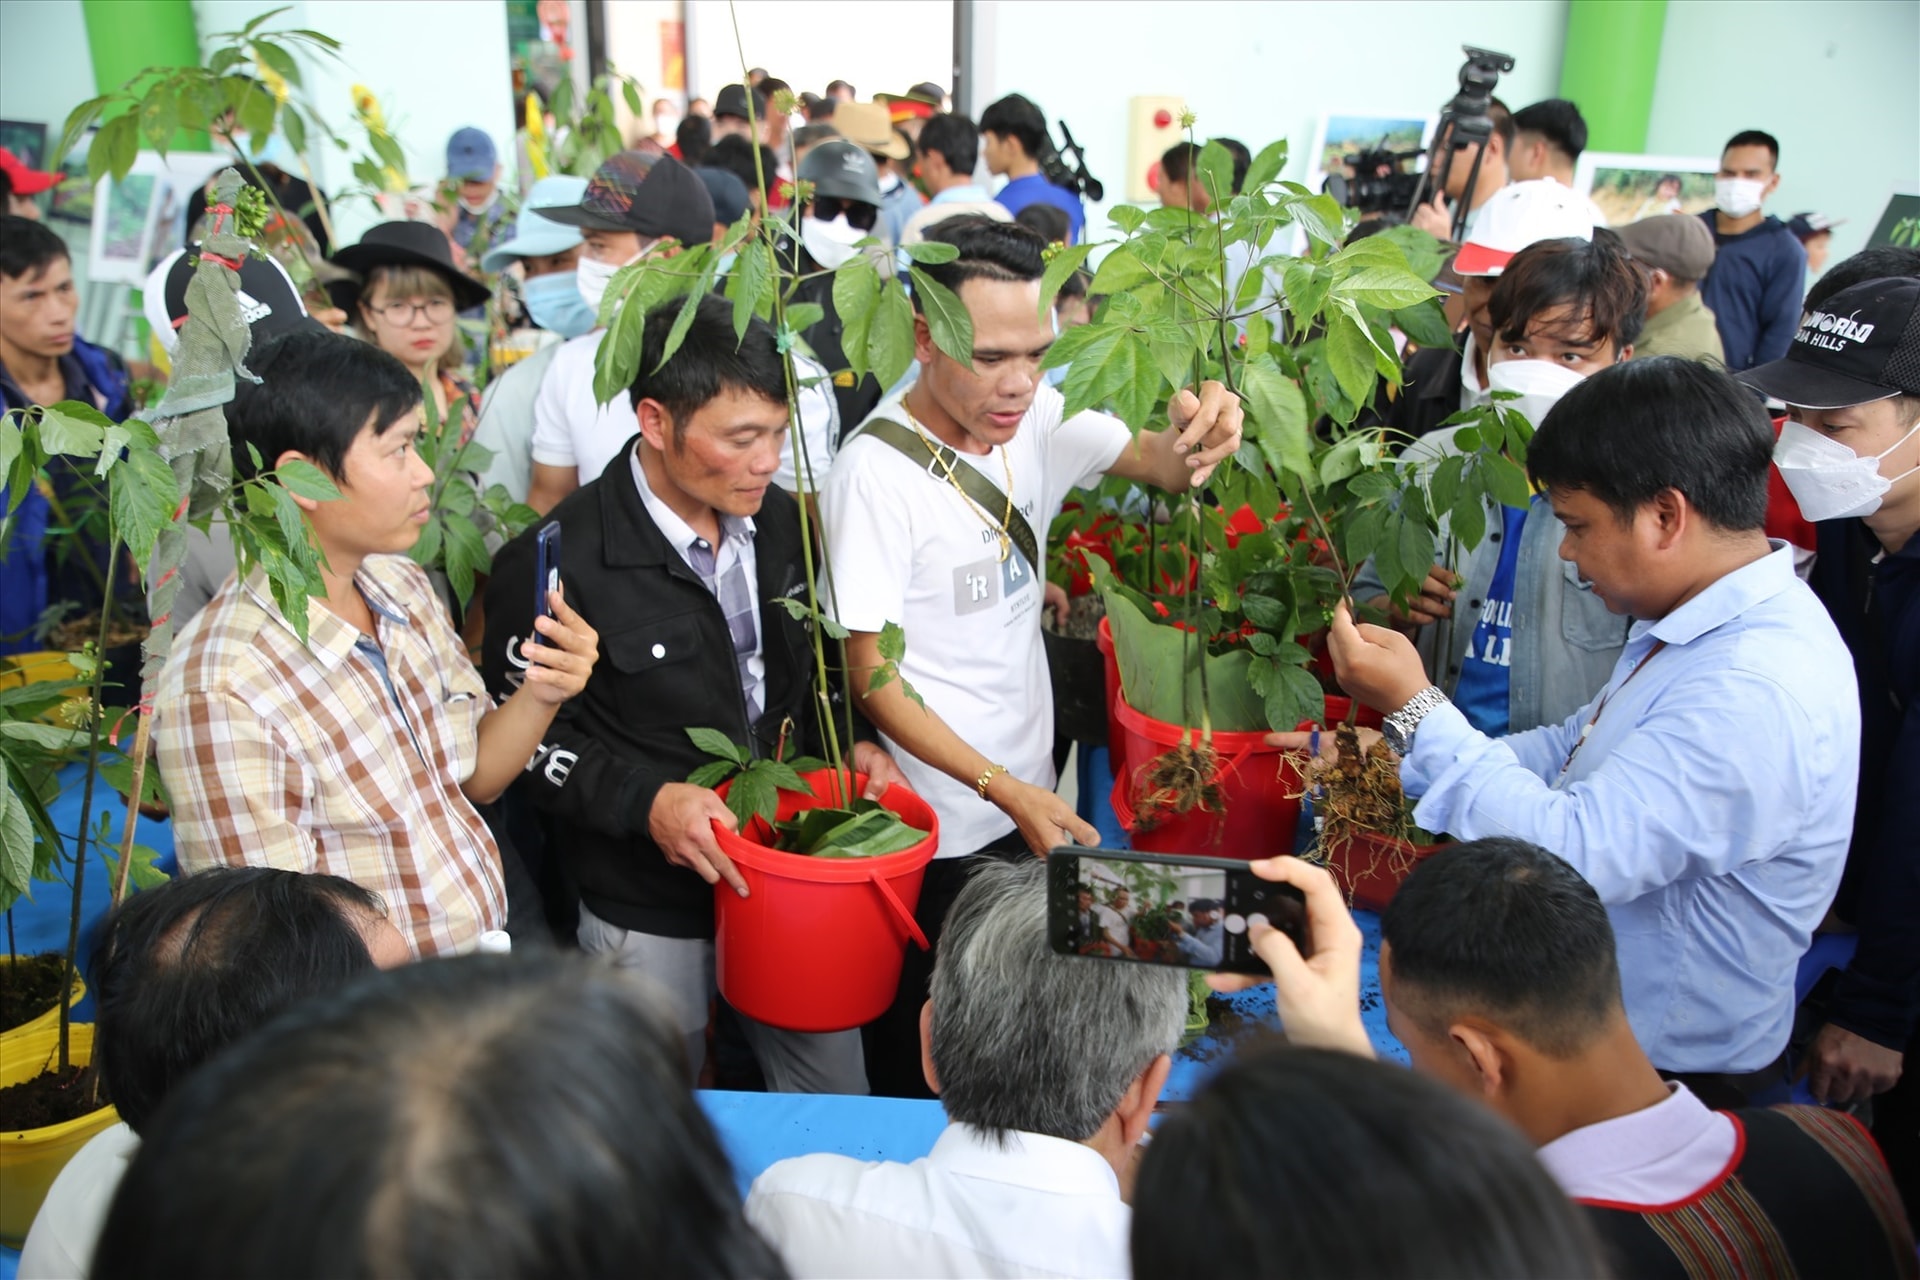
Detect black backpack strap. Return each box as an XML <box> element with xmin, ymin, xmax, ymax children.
<box><xmin>853</xmin><ymin>417</ymin><xmax>1040</xmax><ymax>572</ymax></box>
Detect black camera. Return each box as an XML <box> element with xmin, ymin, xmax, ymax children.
<box><xmin>1324</xmin><ymin>138</ymin><xmax>1427</xmax><ymax>216</ymax></box>
<box><xmin>1040</xmin><ymin>120</ymin><xmax>1104</xmax><ymax>204</ymax></box>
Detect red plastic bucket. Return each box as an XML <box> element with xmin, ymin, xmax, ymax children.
<box><xmin>713</xmin><ymin>769</ymin><xmax>940</xmax><ymax>1033</ymax></box>
<box><xmin>1096</xmin><ymin>616</ymin><xmax>1123</xmax><ymax>760</ymax></box>
<box><xmin>1110</xmin><ymin>696</ymin><xmax>1304</xmax><ymax>860</ymax></box>
<box><xmin>1323</xmin><ymin>829</ymin><xmax>1443</xmax><ymax>912</ymax></box>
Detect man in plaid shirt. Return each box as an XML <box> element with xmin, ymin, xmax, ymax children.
<box><xmin>153</xmin><ymin>331</ymin><xmax>600</xmax><ymax>957</ymax></box>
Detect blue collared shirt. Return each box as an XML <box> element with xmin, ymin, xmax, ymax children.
<box><xmin>1402</xmin><ymin>544</ymin><xmax>1860</xmax><ymax>1072</ymax></box>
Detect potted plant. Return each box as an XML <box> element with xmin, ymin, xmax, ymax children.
<box><xmin>1042</xmin><ymin>130</ymin><xmax>1528</xmax><ymax>860</ymax></box>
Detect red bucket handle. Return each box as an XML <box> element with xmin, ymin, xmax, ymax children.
<box><xmin>869</xmin><ymin>870</ymin><xmax>932</xmax><ymax>951</ymax></box>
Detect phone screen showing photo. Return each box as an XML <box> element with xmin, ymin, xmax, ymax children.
<box><xmin>1049</xmin><ymin>851</ymin><xmax>1307</xmax><ymax>975</ymax></box>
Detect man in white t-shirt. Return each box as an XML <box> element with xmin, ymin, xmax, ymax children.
<box><xmin>819</xmin><ymin>215</ymin><xmax>1242</xmax><ymax>1095</ymax></box>
<box><xmin>527</xmin><ymin>151</ymin><xmax>715</xmax><ymax>514</ymax></box>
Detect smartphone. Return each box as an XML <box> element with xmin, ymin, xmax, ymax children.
<box><xmin>532</xmin><ymin>522</ymin><xmax>562</xmax><ymax>643</ymax></box>
<box><xmin>1047</xmin><ymin>848</ymin><xmax>1309</xmax><ymax>976</ymax></box>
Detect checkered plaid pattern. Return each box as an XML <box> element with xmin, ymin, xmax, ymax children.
<box><xmin>153</xmin><ymin>555</ymin><xmax>505</xmax><ymax>958</ymax></box>
<box><xmin>687</xmin><ymin>530</ymin><xmax>764</xmax><ymax>721</ymax></box>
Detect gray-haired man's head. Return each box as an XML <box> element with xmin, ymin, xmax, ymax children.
<box><xmin>926</xmin><ymin>860</ymin><xmax>1187</xmax><ymax>1141</ymax></box>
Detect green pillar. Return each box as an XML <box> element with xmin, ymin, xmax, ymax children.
<box><xmin>1558</xmin><ymin>0</ymin><xmax>1668</xmax><ymax>153</ymax></box>
<box><xmin>80</xmin><ymin>0</ymin><xmax>207</xmax><ymax>148</ymax></box>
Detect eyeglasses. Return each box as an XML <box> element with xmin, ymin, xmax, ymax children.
<box><xmin>812</xmin><ymin>196</ymin><xmax>879</xmax><ymax>232</ymax></box>
<box><xmin>370</xmin><ymin>297</ymin><xmax>455</xmax><ymax>325</ymax></box>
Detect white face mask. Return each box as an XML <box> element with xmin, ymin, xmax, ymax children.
<box><xmin>801</xmin><ymin>214</ymin><xmax>867</xmax><ymax>270</ymax></box>
<box><xmin>574</xmin><ymin>244</ymin><xmax>653</xmax><ymax>317</ymax></box>
<box><xmin>1486</xmin><ymin>359</ymin><xmax>1588</xmax><ymax>428</ymax></box>
<box><xmin>656</xmin><ymin>113</ymin><xmax>681</xmax><ymax>138</ymax></box>
<box><xmin>457</xmin><ymin>191</ymin><xmax>497</xmax><ymax>216</ymax></box>
<box><xmin>1773</xmin><ymin>417</ymin><xmax>1920</xmax><ymax>521</ymax></box>
<box><xmin>1715</xmin><ymin>176</ymin><xmax>1767</xmax><ymax>218</ymax></box>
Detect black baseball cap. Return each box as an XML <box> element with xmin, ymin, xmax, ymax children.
<box><xmin>713</xmin><ymin>83</ymin><xmax>766</xmax><ymax>122</ymax></box>
<box><xmin>543</xmin><ymin>153</ymin><xmax>715</xmax><ymax>248</ymax></box>
<box><xmin>1738</xmin><ymin>277</ymin><xmax>1920</xmax><ymax>409</ymax></box>
<box><xmin>144</xmin><ymin>245</ymin><xmax>327</xmax><ymax>355</ymax></box>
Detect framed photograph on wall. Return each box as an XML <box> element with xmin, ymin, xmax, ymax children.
<box><xmin>1574</xmin><ymin>152</ymin><xmax>1719</xmax><ymax>228</ymax></box>
<box><xmin>0</xmin><ymin>119</ymin><xmax>47</xmax><ymax>169</ymax></box>
<box><xmin>85</xmin><ymin>151</ymin><xmax>231</xmax><ymax>285</ymax></box>
<box><xmin>48</xmin><ymin>131</ymin><xmax>96</xmax><ymax>224</ymax></box>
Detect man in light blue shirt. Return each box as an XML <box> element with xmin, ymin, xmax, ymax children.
<box><xmin>1294</xmin><ymin>356</ymin><xmax>1859</xmax><ymax>1090</ymax></box>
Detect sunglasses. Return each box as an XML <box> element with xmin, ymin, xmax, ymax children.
<box><xmin>812</xmin><ymin>196</ymin><xmax>879</xmax><ymax>232</ymax></box>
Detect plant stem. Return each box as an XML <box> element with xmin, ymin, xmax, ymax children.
<box><xmin>59</xmin><ymin>537</ymin><xmax>117</xmax><ymax>1074</ymax></box>
<box><xmin>726</xmin><ymin>0</ymin><xmax>850</xmax><ymax>805</ymax></box>
<box><xmin>109</xmin><ymin>709</ymin><xmax>152</xmax><ymax>909</ymax></box>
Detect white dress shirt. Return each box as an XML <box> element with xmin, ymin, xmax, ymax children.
<box><xmin>745</xmin><ymin>1122</ymin><xmax>1132</xmax><ymax>1279</ymax></box>
<box><xmin>1536</xmin><ymin>1083</ymin><xmax>1738</xmax><ymax>1206</ymax></box>
<box><xmin>17</xmin><ymin>1121</ymin><xmax>141</xmax><ymax>1279</ymax></box>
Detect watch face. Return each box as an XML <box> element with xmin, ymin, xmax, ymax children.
<box><xmin>1383</xmin><ymin>722</ymin><xmax>1411</xmax><ymax>754</ymax></box>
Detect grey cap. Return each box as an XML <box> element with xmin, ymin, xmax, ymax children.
<box><xmin>1617</xmin><ymin>213</ymin><xmax>1716</xmax><ymax>282</ymax></box>
<box><xmin>797</xmin><ymin>139</ymin><xmax>882</xmax><ymax>206</ymax></box>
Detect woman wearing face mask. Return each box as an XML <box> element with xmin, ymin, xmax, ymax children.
<box><xmin>333</xmin><ymin>221</ymin><xmax>491</xmax><ymax>445</ymax></box>
<box><xmin>468</xmin><ymin>176</ymin><xmax>593</xmax><ymax>505</ymax></box>
<box><xmin>1740</xmin><ymin>274</ymin><xmax>1920</xmax><ymax>1122</ymax></box>
<box><xmin>1352</xmin><ymin>232</ymin><xmax>1647</xmax><ymax>736</ymax></box>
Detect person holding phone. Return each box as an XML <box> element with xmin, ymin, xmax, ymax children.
<box><xmin>1223</xmin><ymin>844</ymin><xmax>1916</xmax><ymax>1280</ymax></box>
<box><xmin>153</xmin><ymin>331</ymin><xmax>601</xmax><ymax>960</ymax></box>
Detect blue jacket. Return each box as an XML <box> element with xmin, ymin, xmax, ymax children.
<box><xmin>0</xmin><ymin>336</ymin><xmax>132</xmax><ymax>654</ymax></box>
<box><xmin>1698</xmin><ymin>211</ymin><xmax>1806</xmax><ymax>371</ymax></box>
<box><xmin>1812</xmin><ymin>519</ymin><xmax>1920</xmax><ymax>1050</ymax></box>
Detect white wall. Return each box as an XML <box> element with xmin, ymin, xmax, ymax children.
<box><xmin>968</xmin><ymin>0</ymin><xmax>1569</xmax><ymax>233</ymax></box>
<box><xmin>1645</xmin><ymin>0</ymin><xmax>1919</xmax><ymax>271</ymax></box>
<box><xmin>192</xmin><ymin>0</ymin><xmax>520</xmax><ymax>246</ymax></box>
<box><xmin>0</xmin><ymin>0</ymin><xmax>100</xmax><ymax>157</ymax></box>
<box><xmin>683</xmin><ymin>0</ymin><xmax>951</xmax><ymax>104</ymax></box>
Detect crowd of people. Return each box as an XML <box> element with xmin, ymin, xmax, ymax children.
<box><xmin>0</xmin><ymin>57</ymin><xmax>1915</xmax><ymax>1280</ymax></box>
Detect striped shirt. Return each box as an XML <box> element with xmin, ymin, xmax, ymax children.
<box><xmin>153</xmin><ymin>555</ymin><xmax>505</xmax><ymax>957</ymax></box>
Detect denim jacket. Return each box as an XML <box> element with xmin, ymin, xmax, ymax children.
<box><xmin>1352</xmin><ymin>427</ymin><xmax>1628</xmax><ymax>733</ymax></box>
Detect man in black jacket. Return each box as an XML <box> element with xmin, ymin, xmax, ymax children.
<box><xmin>485</xmin><ymin>294</ymin><xmax>905</xmax><ymax>1093</ymax></box>
<box><xmin>1741</xmin><ymin>268</ymin><xmax>1920</xmax><ymax>1216</ymax></box>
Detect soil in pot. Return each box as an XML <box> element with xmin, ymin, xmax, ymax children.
<box><xmin>0</xmin><ymin>1063</ymin><xmax>102</xmax><ymax>1131</ymax></box>
<box><xmin>0</xmin><ymin>956</ymin><xmax>68</xmax><ymax>1030</ymax></box>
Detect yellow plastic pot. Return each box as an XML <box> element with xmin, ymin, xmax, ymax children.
<box><xmin>0</xmin><ymin>650</ymin><xmax>84</xmax><ymax>725</ymax></box>
<box><xmin>0</xmin><ymin>1023</ymin><xmax>119</xmax><ymax>1248</ymax></box>
<box><xmin>1</xmin><ymin>964</ymin><xmax>84</xmax><ymax>1046</ymax></box>
<box><xmin>0</xmin><ymin>650</ymin><xmax>81</xmax><ymax>694</ymax></box>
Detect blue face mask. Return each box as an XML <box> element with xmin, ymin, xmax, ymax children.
<box><xmin>523</xmin><ymin>270</ymin><xmax>596</xmax><ymax>340</ymax></box>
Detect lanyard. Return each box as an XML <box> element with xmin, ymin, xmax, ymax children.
<box><xmin>1557</xmin><ymin>639</ymin><xmax>1668</xmax><ymax>782</ymax></box>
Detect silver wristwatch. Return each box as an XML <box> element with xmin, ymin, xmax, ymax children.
<box><xmin>1381</xmin><ymin>686</ymin><xmax>1449</xmax><ymax>755</ymax></box>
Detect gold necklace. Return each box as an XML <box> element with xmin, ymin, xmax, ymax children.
<box><xmin>902</xmin><ymin>399</ymin><xmax>1016</xmax><ymax>562</ymax></box>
